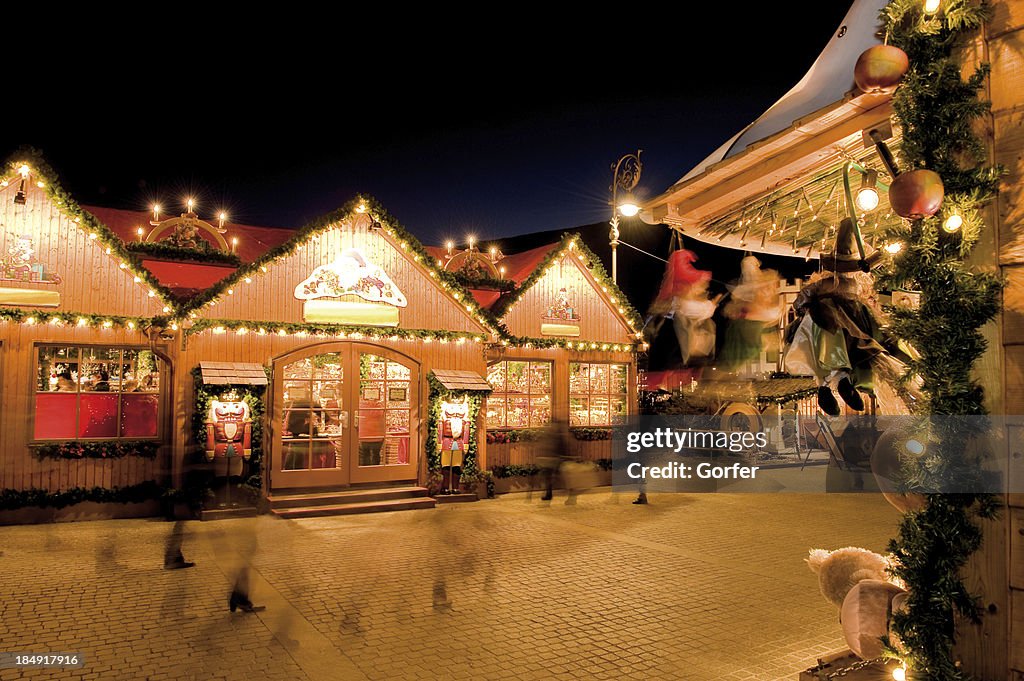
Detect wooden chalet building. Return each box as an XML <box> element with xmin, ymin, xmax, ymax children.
<box><xmin>0</xmin><ymin>153</ymin><xmax>641</xmax><ymax>521</ymax></box>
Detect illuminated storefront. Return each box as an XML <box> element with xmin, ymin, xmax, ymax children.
<box><xmin>0</xmin><ymin>156</ymin><xmax>640</xmax><ymax>517</ymax></box>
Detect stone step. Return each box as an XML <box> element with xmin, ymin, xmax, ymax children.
<box><xmin>271</xmin><ymin>497</ymin><xmax>436</xmax><ymax>519</ymax></box>
<box><xmin>267</xmin><ymin>486</ymin><xmax>429</xmax><ymax>509</ymax></box>
<box><xmin>434</xmin><ymin>493</ymin><xmax>479</xmax><ymax>504</ymax></box>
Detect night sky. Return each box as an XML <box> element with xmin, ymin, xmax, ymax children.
<box><xmin>6</xmin><ymin>5</ymin><xmax>852</xmax><ymax>247</ymax></box>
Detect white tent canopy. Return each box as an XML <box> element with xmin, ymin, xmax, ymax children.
<box><xmin>678</xmin><ymin>0</ymin><xmax>891</xmax><ymax>184</ymax></box>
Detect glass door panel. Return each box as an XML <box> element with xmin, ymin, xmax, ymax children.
<box><xmin>275</xmin><ymin>350</ymin><xmax>348</xmax><ymax>488</ymax></box>
<box><xmin>351</xmin><ymin>351</ymin><xmax>416</xmax><ymax>483</ymax></box>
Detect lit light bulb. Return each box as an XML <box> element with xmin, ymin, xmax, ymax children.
<box><xmin>884</xmin><ymin>242</ymin><xmax>904</xmax><ymax>254</ymax></box>
<box><xmin>618</xmin><ymin>201</ymin><xmax>640</xmax><ymax>218</ymax></box>
<box><xmin>855</xmin><ymin>187</ymin><xmax>880</xmax><ymax>212</ymax></box>
<box><xmin>186</xmin><ymin>198</ymin><xmax>195</xmax><ymax>212</ymax></box>
<box><xmin>923</xmin><ymin>0</ymin><xmax>940</xmax><ymax>14</ymax></box>
<box><xmin>18</xmin><ymin>164</ymin><xmax>29</xmax><ymax>178</ymax></box>
<box><xmin>943</xmin><ymin>212</ymin><xmax>963</xmax><ymax>233</ymax></box>
<box><xmin>892</xmin><ymin>664</ymin><xmax>907</xmax><ymax>681</ymax></box>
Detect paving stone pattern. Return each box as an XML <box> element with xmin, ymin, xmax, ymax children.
<box><xmin>0</xmin><ymin>491</ymin><xmax>898</xmax><ymax>680</ymax></box>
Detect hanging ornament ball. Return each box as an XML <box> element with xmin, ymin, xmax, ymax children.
<box><xmin>854</xmin><ymin>45</ymin><xmax>910</xmax><ymax>94</ymax></box>
<box><xmin>888</xmin><ymin>169</ymin><xmax>944</xmax><ymax>219</ymax></box>
<box><xmin>871</xmin><ymin>426</ymin><xmax>928</xmax><ymax>513</ymax></box>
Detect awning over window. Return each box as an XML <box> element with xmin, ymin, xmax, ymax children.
<box><xmin>430</xmin><ymin>369</ymin><xmax>491</xmax><ymax>392</ymax></box>
<box><xmin>199</xmin><ymin>361</ymin><xmax>268</xmax><ymax>385</ymax></box>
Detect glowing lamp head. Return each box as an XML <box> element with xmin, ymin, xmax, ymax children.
<box><xmin>855</xmin><ymin>169</ymin><xmax>880</xmax><ymax>213</ymax></box>
<box><xmin>186</xmin><ymin>198</ymin><xmax>195</xmax><ymax>212</ymax></box>
<box><xmin>136</xmin><ymin>227</ymin><xmax>145</xmax><ymax>236</ymax></box>
<box><xmin>467</xmin><ymin>235</ymin><xmax>476</xmax><ymax>248</ymax></box>
<box><xmin>231</xmin><ymin>237</ymin><xmax>239</xmax><ymax>246</ymax></box>
<box><xmin>884</xmin><ymin>242</ymin><xmax>904</xmax><ymax>255</ymax></box>
<box><xmin>943</xmin><ymin>212</ymin><xmax>963</xmax><ymax>233</ymax></box>
<box><xmin>219</xmin><ymin>211</ymin><xmax>227</xmax><ymax>222</ymax></box>
<box><xmin>617</xmin><ymin>191</ymin><xmax>640</xmax><ymax>217</ymax></box>
<box><xmin>18</xmin><ymin>164</ymin><xmax>29</xmax><ymax>178</ymax></box>
<box><xmin>892</xmin><ymin>664</ymin><xmax>907</xmax><ymax>681</ymax></box>
<box><xmin>924</xmin><ymin>0</ymin><xmax>940</xmax><ymax>14</ymax></box>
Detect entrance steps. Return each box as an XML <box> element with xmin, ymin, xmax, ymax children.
<box><xmin>268</xmin><ymin>486</ymin><xmax>436</xmax><ymax>519</ymax></box>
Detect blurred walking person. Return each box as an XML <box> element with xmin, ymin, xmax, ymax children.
<box><xmin>537</xmin><ymin>418</ymin><xmax>570</xmax><ymax>501</ymax></box>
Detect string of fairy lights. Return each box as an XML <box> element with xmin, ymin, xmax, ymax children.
<box><xmin>0</xmin><ymin>160</ymin><xmax>641</xmax><ymax>355</ymax></box>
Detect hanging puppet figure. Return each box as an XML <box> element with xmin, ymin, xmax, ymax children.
<box><xmin>718</xmin><ymin>255</ymin><xmax>782</xmax><ymax>375</ymax></box>
<box><xmin>783</xmin><ymin>218</ymin><xmax>912</xmax><ymax>416</ymax></box>
<box><xmin>643</xmin><ymin>249</ymin><xmax>718</xmax><ymax>390</ymax></box>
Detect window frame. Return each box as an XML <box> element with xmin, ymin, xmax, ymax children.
<box><xmin>568</xmin><ymin>361</ymin><xmax>630</xmax><ymax>427</ymax></box>
<box><xmin>30</xmin><ymin>342</ymin><xmax>166</xmax><ymax>443</ymax></box>
<box><xmin>485</xmin><ymin>358</ymin><xmax>554</xmax><ymax>430</ymax></box>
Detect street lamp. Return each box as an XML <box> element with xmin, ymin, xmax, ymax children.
<box><xmin>610</xmin><ymin>150</ymin><xmax>643</xmax><ymax>283</ymax></box>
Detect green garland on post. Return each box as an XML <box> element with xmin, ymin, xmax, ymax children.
<box><xmin>876</xmin><ymin>2</ymin><xmax>1003</xmax><ymax>678</ymax></box>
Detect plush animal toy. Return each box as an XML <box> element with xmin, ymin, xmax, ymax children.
<box><xmin>806</xmin><ymin>546</ymin><xmax>891</xmax><ymax>608</ymax></box>
<box><xmin>807</xmin><ymin>546</ymin><xmax>907</xmax><ymax>660</ymax></box>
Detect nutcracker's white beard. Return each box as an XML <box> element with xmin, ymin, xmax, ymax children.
<box><xmin>449</xmin><ymin>417</ymin><xmax>463</xmax><ymax>439</ymax></box>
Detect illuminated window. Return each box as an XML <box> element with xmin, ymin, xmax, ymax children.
<box><xmin>569</xmin><ymin>362</ymin><xmax>628</xmax><ymax>426</ymax></box>
<box><xmin>33</xmin><ymin>345</ymin><xmax>162</xmax><ymax>440</ymax></box>
<box><xmin>486</xmin><ymin>360</ymin><xmax>551</xmax><ymax>429</ymax></box>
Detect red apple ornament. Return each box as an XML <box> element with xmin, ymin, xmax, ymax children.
<box><xmin>889</xmin><ymin>169</ymin><xmax>944</xmax><ymax>219</ymax></box>
<box><xmin>854</xmin><ymin>45</ymin><xmax>910</xmax><ymax>94</ymax></box>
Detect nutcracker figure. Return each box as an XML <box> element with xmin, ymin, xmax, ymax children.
<box><xmin>439</xmin><ymin>396</ymin><xmax>471</xmax><ymax>493</ymax></box>
<box><xmin>205</xmin><ymin>392</ymin><xmax>253</xmax><ymax>462</ymax></box>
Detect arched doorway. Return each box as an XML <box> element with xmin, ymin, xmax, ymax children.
<box><xmin>271</xmin><ymin>343</ymin><xmax>419</xmax><ymax>489</ymax></box>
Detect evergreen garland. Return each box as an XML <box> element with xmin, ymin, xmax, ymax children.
<box><xmin>876</xmin><ymin>2</ymin><xmax>1003</xmax><ymax>677</ymax></box>
<box><xmin>0</xmin><ymin>481</ymin><xmax>165</xmax><ymax>511</ymax></box>
<box><xmin>125</xmin><ymin>241</ymin><xmax>242</xmax><ymax>266</ymax></box>
<box><xmin>31</xmin><ymin>440</ymin><xmax>160</xmax><ymax>460</ymax></box>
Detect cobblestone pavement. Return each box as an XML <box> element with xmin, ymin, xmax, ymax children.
<box><xmin>0</xmin><ymin>490</ymin><xmax>899</xmax><ymax>681</ymax></box>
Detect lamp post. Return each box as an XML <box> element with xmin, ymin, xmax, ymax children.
<box><xmin>610</xmin><ymin>151</ymin><xmax>643</xmax><ymax>284</ymax></box>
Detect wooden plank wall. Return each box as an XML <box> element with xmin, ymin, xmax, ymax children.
<box><xmin>0</xmin><ymin>183</ymin><xmax>166</xmax><ymax>318</ymax></box>
<box><xmin>193</xmin><ymin>220</ymin><xmax>488</xmax><ymax>335</ymax></box>
<box><xmin>500</xmin><ymin>253</ymin><xmax>636</xmax><ymax>344</ymax></box>
<box><xmin>960</xmin><ymin>5</ymin><xmax>1024</xmax><ymax>676</ymax></box>
<box><xmin>0</xmin><ymin>324</ymin><xmax>161</xmax><ymax>492</ymax></box>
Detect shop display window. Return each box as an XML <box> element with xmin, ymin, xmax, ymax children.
<box><xmin>486</xmin><ymin>360</ymin><xmax>552</xmax><ymax>429</ymax></box>
<box><xmin>34</xmin><ymin>345</ymin><xmax>162</xmax><ymax>440</ymax></box>
<box><xmin>568</xmin><ymin>362</ymin><xmax>628</xmax><ymax>426</ymax></box>
<box><xmin>281</xmin><ymin>353</ymin><xmax>345</xmax><ymax>470</ymax></box>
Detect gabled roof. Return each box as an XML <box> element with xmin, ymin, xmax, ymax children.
<box><xmin>492</xmin><ymin>233</ymin><xmax>643</xmax><ymax>336</ymax></box>
<box><xmin>1</xmin><ymin>148</ymin><xmax>179</xmax><ymax>311</ymax></box>
<box><xmin>184</xmin><ymin>196</ymin><xmax>502</xmax><ymax>339</ymax></box>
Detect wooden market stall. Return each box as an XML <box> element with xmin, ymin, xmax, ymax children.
<box><xmin>0</xmin><ymin>154</ymin><xmax>642</xmax><ymax>522</ymax></box>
